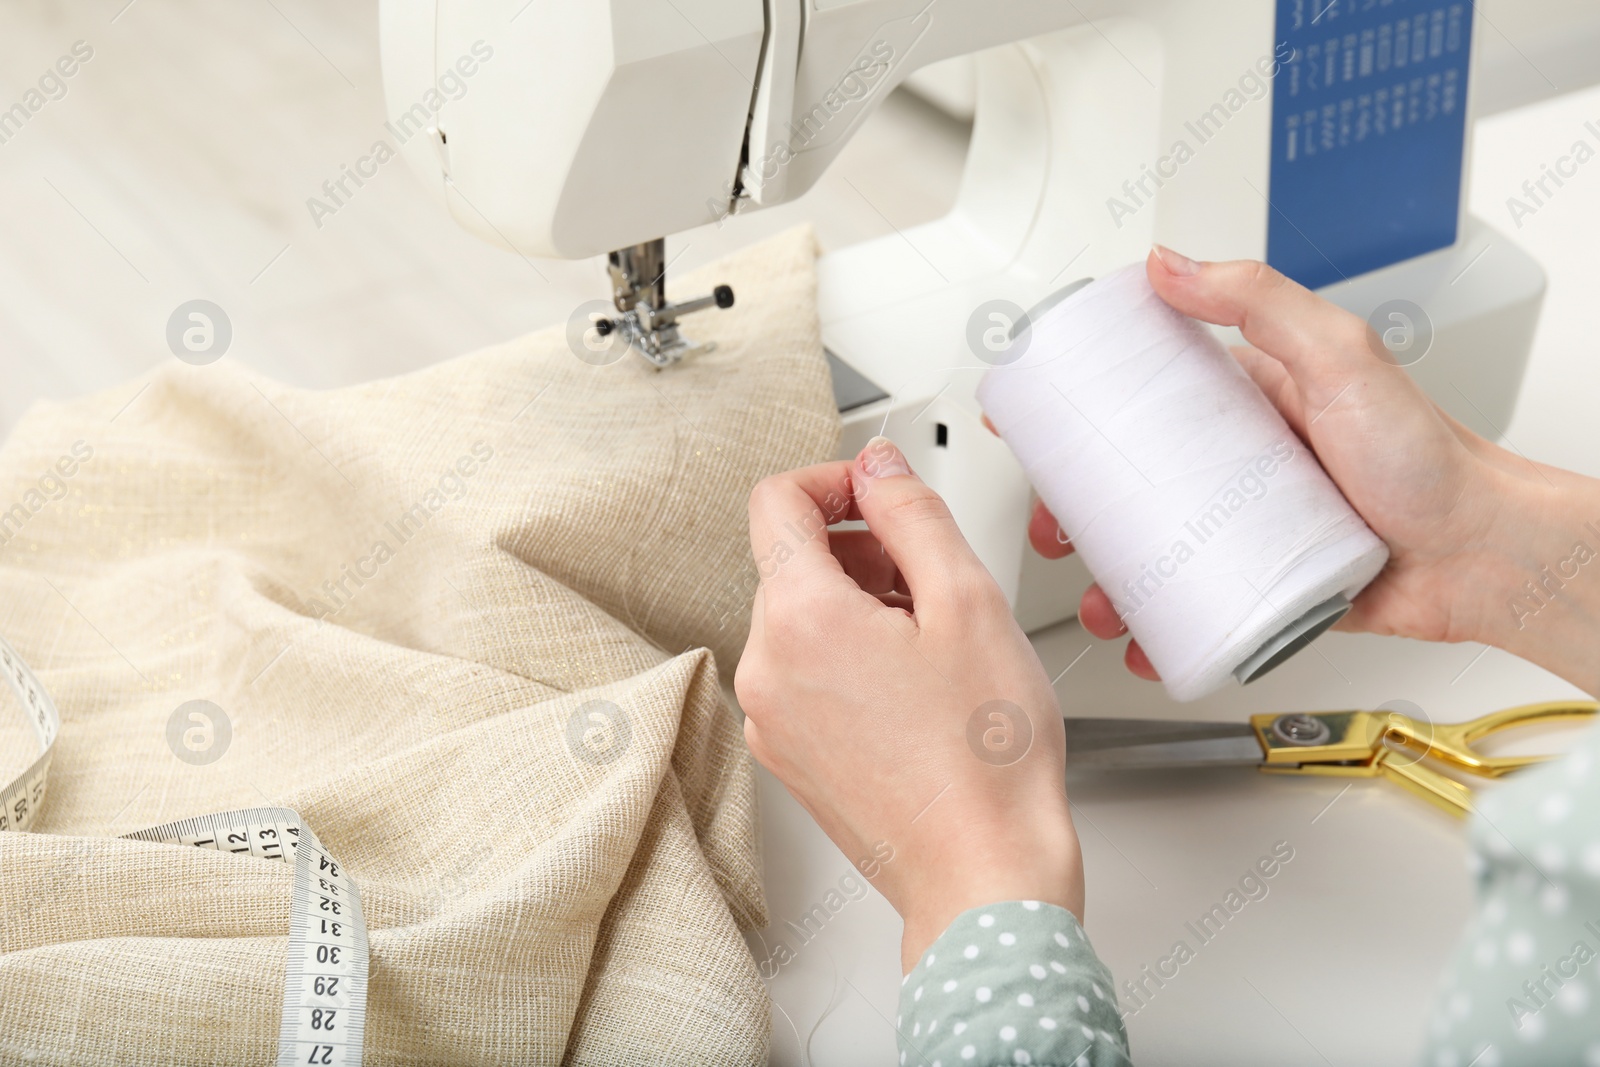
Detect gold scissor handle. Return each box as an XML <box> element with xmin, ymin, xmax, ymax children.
<box><xmin>1380</xmin><ymin>700</ymin><xmax>1600</xmax><ymax>777</ymax></box>
<box><xmin>1250</xmin><ymin>700</ymin><xmax>1599</xmax><ymax>817</ymax></box>
<box><xmin>1373</xmin><ymin>749</ymin><xmax>1475</xmax><ymax>816</ymax></box>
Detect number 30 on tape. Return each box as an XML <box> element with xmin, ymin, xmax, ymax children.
<box><xmin>0</xmin><ymin>633</ymin><xmax>369</xmax><ymax>1065</ymax></box>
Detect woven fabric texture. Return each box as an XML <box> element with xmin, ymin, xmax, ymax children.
<box><xmin>0</xmin><ymin>227</ymin><xmax>839</xmax><ymax>1065</ymax></box>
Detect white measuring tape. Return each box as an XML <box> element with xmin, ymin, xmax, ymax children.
<box><xmin>0</xmin><ymin>632</ymin><xmax>55</xmax><ymax>833</ymax></box>
<box><xmin>0</xmin><ymin>632</ymin><xmax>369</xmax><ymax>1065</ymax></box>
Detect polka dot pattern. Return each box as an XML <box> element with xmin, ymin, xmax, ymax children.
<box><xmin>1424</xmin><ymin>723</ymin><xmax>1600</xmax><ymax>1066</ymax></box>
<box><xmin>898</xmin><ymin>902</ymin><xmax>1131</xmax><ymax>1067</ymax></box>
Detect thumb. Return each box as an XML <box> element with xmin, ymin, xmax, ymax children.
<box><xmin>852</xmin><ymin>436</ymin><xmax>990</xmax><ymax>604</ymax></box>
<box><xmin>1145</xmin><ymin>246</ymin><xmax>1391</xmax><ymax>408</ymax></box>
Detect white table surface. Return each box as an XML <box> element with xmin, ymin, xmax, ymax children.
<box><xmin>2</xmin><ymin>6</ymin><xmax>1598</xmax><ymax>1066</ymax></box>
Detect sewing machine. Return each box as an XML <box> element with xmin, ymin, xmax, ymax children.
<box><xmin>379</xmin><ymin>0</ymin><xmax>1548</xmax><ymax>633</ymax></box>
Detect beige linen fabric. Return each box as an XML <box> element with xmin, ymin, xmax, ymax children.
<box><xmin>0</xmin><ymin>227</ymin><xmax>838</xmax><ymax>1065</ymax></box>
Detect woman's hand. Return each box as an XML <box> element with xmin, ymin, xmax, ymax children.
<box><xmin>1020</xmin><ymin>246</ymin><xmax>1600</xmax><ymax>695</ymax></box>
<box><xmin>736</xmin><ymin>438</ymin><xmax>1083</xmax><ymax>972</ymax></box>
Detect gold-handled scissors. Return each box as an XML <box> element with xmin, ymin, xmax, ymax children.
<box><xmin>1065</xmin><ymin>700</ymin><xmax>1599</xmax><ymax>817</ymax></box>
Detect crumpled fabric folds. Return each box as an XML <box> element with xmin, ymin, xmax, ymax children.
<box><xmin>0</xmin><ymin>227</ymin><xmax>838</xmax><ymax>1065</ymax></box>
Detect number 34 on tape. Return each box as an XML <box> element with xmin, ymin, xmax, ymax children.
<box><xmin>0</xmin><ymin>633</ymin><xmax>369</xmax><ymax>1066</ymax></box>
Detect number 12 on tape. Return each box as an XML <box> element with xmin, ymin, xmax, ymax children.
<box><xmin>124</xmin><ymin>808</ymin><xmax>369</xmax><ymax>1066</ymax></box>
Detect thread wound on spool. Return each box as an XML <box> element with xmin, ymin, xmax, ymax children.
<box><xmin>977</xmin><ymin>263</ymin><xmax>1387</xmax><ymax>701</ymax></box>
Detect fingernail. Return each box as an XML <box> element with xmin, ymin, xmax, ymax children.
<box><xmin>1152</xmin><ymin>244</ymin><xmax>1202</xmax><ymax>276</ymax></box>
<box><xmin>858</xmin><ymin>436</ymin><xmax>913</xmax><ymax>479</ymax></box>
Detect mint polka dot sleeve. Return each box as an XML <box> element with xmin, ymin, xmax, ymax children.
<box><xmin>897</xmin><ymin>902</ymin><xmax>1131</xmax><ymax>1067</ymax></box>
<box><xmin>1421</xmin><ymin>721</ymin><xmax>1600</xmax><ymax>1065</ymax></box>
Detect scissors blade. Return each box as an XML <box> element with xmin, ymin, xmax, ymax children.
<box><xmin>1064</xmin><ymin>717</ymin><xmax>1265</xmax><ymax>770</ymax></box>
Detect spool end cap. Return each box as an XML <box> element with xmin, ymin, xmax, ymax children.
<box><xmin>1234</xmin><ymin>594</ymin><xmax>1351</xmax><ymax>686</ymax></box>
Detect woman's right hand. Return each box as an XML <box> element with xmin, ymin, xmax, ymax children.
<box><xmin>1022</xmin><ymin>246</ymin><xmax>1600</xmax><ymax>696</ymax></box>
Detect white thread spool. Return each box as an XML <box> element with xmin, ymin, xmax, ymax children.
<box><xmin>977</xmin><ymin>263</ymin><xmax>1388</xmax><ymax>701</ymax></box>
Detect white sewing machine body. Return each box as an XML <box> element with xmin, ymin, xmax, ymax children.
<box><xmin>380</xmin><ymin>0</ymin><xmax>1544</xmax><ymax>632</ymax></box>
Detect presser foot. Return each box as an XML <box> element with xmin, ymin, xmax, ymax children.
<box><xmin>596</xmin><ymin>301</ymin><xmax>729</xmax><ymax>368</ymax></box>
<box><xmin>599</xmin><ymin>239</ymin><xmax>735</xmax><ymax>368</ymax></box>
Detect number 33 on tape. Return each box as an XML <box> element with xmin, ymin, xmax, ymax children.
<box><xmin>0</xmin><ymin>633</ymin><xmax>369</xmax><ymax>1065</ymax></box>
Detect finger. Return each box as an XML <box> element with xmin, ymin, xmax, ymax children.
<box><xmin>1124</xmin><ymin>640</ymin><xmax>1160</xmax><ymax>681</ymax></box>
<box><xmin>1147</xmin><ymin>247</ymin><xmax>1394</xmax><ymax>408</ymax></box>
<box><xmin>850</xmin><ymin>436</ymin><xmax>993</xmax><ymax>606</ymax></box>
<box><xmin>830</xmin><ymin>529</ymin><xmax>909</xmax><ymax>595</ymax></box>
<box><xmin>1077</xmin><ymin>584</ymin><xmax>1127</xmax><ymax>640</ymax></box>
<box><xmin>1028</xmin><ymin>500</ymin><xmax>1075</xmax><ymax>560</ymax></box>
<box><xmin>991</xmin><ymin>411</ymin><xmax>1077</xmax><ymax>561</ymax></box>
<box><xmin>747</xmin><ymin>462</ymin><xmax>862</xmax><ymax>592</ymax></box>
